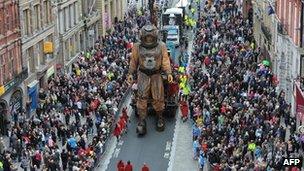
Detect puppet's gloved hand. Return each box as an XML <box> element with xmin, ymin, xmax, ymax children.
<box><xmin>168</xmin><ymin>74</ymin><xmax>173</xmax><ymax>83</ymax></box>
<box><xmin>127</xmin><ymin>74</ymin><xmax>133</xmax><ymax>85</ymax></box>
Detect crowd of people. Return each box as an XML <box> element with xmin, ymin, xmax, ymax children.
<box><xmin>0</xmin><ymin>7</ymin><xmax>150</xmax><ymax>171</ymax></box>
<box><xmin>188</xmin><ymin>0</ymin><xmax>302</xmax><ymax>170</ymax></box>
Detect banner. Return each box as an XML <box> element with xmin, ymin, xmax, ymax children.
<box><xmin>295</xmin><ymin>83</ymin><xmax>304</xmax><ymax>122</ymax></box>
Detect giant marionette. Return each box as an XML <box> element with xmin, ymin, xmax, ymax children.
<box><xmin>127</xmin><ymin>25</ymin><xmax>173</xmax><ymax>135</ymax></box>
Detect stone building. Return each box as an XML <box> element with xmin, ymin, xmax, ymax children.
<box><xmin>19</xmin><ymin>0</ymin><xmax>56</xmax><ymax>115</ymax></box>
<box><xmin>97</xmin><ymin>0</ymin><xmax>126</xmax><ymax>36</ymax></box>
<box><xmin>55</xmin><ymin>0</ymin><xmax>100</xmax><ymax>72</ymax></box>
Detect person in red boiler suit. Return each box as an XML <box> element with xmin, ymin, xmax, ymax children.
<box><xmin>180</xmin><ymin>100</ymin><xmax>189</xmax><ymax>122</ymax></box>
<box><xmin>124</xmin><ymin>161</ymin><xmax>133</xmax><ymax>171</ymax></box>
<box><xmin>117</xmin><ymin>160</ymin><xmax>125</xmax><ymax>171</ymax></box>
<box><xmin>141</xmin><ymin>163</ymin><xmax>150</xmax><ymax>171</ymax></box>
<box><xmin>113</xmin><ymin>123</ymin><xmax>121</xmax><ymax>142</ymax></box>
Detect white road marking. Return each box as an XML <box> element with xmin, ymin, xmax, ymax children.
<box><xmin>166</xmin><ymin>141</ymin><xmax>172</xmax><ymax>151</ymax></box>
<box><xmin>164</xmin><ymin>152</ymin><xmax>170</xmax><ymax>159</ymax></box>
<box><xmin>113</xmin><ymin>148</ymin><xmax>121</xmax><ymax>158</ymax></box>
<box><xmin>118</xmin><ymin>140</ymin><xmax>124</xmax><ymax>146</ymax></box>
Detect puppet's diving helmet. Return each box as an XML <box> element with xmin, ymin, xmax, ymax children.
<box><xmin>140</xmin><ymin>24</ymin><xmax>159</xmax><ymax>48</ymax></box>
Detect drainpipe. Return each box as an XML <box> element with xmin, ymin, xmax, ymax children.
<box><xmin>300</xmin><ymin>0</ymin><xmax>304</xmax><ymax>48</ymax></box>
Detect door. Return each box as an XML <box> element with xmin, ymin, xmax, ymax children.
<box><xmin>0</xmin><ymin>102</ymin><xmax>7</xmax><ymax>135</ymax></box>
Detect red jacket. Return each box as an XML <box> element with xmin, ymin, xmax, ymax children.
<box><xmin>125</xmin><ymin>164</ymin><xmax>133</xmax><ymax>171</ymax></box>
<box><xmin>142</xmin><ymin>165</ymin><xmax>149</xmax><ymax>171</ymax></box>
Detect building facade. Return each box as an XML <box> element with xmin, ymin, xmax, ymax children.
<box><xmin>55</xmin><ymin>0</ymin><xmax>101</xmax><ymax>73</ymax></box>
<box><xmin>20</xmin><ymin>0</ymin><xmax>57</xmax><ymax>115</ymax></box>
<box><xmin>0</xmin><ymin>0</ymin><xmax>28</xmax><ymax>135</ymax></box>
<box><xmin>252</xmin><ymin>0</ymin><xmax>276</xmax><ymax>63</ymax></box>
<box><xmin>275</xmin><ymin>0</ymin><xmax>302</xmax><ymax>121</ymax></box>
<box><xmin>97</xmin><ymin>0</ymin><xmax>126</xmax><ymax>36</ymax></box>
<box><xmin>81</xmin><ymin>0</ymin><xmax>101</xmax><ymax>49</ymax></box>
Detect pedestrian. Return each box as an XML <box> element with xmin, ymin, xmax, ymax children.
<box><xmin>124</xmin><ymin>160</ymin><xmax>133</xmax><ymax>171</ymax></box>
<box><xmin>117</xmin><ymin>160</ymin><xmax>125</xmax><ymax>171</ymax></box>
<box><xmin>141</xmin><ymin>163</ymin><xmax>149</xmax><ymax>171</ymax></box>
<box><xmin>198</xmin><ymin>151</ymin><xmax>205</xmax><ymax>171</ymax></box>
<box><xmin>61</xmin><ymin>149</ymin><xmax>68</xmax><ymax>171</ymax></box>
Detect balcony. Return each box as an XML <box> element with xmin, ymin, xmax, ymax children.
<box><xmin>0</xmin><ymin>68</ymin><xmax>28</xmax><ymax>97</ymax></box>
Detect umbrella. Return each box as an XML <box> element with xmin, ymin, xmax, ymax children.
<box><xmin>262</xmin><ymin>60</ymin><xmax>270</xmax><ymax>66</ymax></box>
<box><xmin>33</xmin><ymin>118</ymin><xmax>41</xmax><ymax>124</ymax></box>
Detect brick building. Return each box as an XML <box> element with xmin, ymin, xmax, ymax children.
<box><xmin>0</xmin><ymin>0</ymin><xmax>28</xmax><ymax>135</ymax></box>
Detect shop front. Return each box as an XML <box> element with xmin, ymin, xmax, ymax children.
<box><xmin>295</xmin><ymin>82</ymin><xmax>304</xmax><ymax>125</ymax></box>
<box><xmin>27</xmin><ymin>80</ymin><xmax>39</xmax><ymax>116</ymax></box>
<box><xmin>0</xmin><ymin>100</ymin><xmax>7</xmax><ymax>135</ymax></box>
<box><xmin>9</xmin><ymin>89</ymin><xmax>23</xmax><ymax>123</ymax></box>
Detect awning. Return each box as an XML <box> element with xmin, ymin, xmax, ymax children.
<box><xmin>28</xmin><ymin>80</ymin><xmax>39</xmax><ymax>88</ymax></box>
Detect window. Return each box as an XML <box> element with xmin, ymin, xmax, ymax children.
<box><xmin>8</xmin><ymin>49</ymin><xmax>14</xmax><ymax>79</ymax></box>
<box><xmin>48</xmin><ymin>1</ymin><xmax>53</xmax><ymax>22</ymax></box>
<box><xmin>74</xmin><ymin>3</ymin><xmax>77</xmax><ymax>25</ymax></box>
<box><xmin>44</xmin><ymin>1</ymin><xmax>48</xmax><ymax>25</ymax></box>
<box><xmin>2</xmin><ymin>55</ymin><xmax>7</xmax><ymax>84</ymax></box>
<box><xmin>65</xmin><ymin>41</ymin><xmax>69</xmax><ymax>60</ymax></box>
<box><xmin>0</xmin><ymin>55</ymin><xmax>4</xmax><ymax>85</ymax></box>
<box><xmin>64</xmin><ymin>8</ymin><xmax>69</xmax><ymax>31</ymax></box>
<box><xmin>0</xmin><ymin>8</ymin><xmax>4</xmax><ymax>35</ymax></box>
<box><xmin>69</xmin><ymin>5</ymin><xmax>74</xmax><ymax>27</ymax></box>
<box><xmin>28</xmin><ymin>47</ymin><xmax>35</xmax><ymax>73</ymax></box>
<box><xmin>38</xmin><ymin>40</ymin><xmax>44</xmax><ymax>65</ymax></box>
<box><xmin>23</xmin><ymin>9</ymin><xmax>31</xmax><ymax>35</ymax></box>
<box><xmin>75</xmin><ymin>33</ymin><xmax>79</xmax><ymax>53</ymax></box>
<box><xmin>5</xmin><ymin>4</ymin><xmax>10</xmax><ymax>32</ymax></box>
<box><xmin>34</xmin><ymin>5</ymin><xmax>41</xmax><ymax>30</ymax></box>
<box><xmin>67</xmin><ymin>7</ymin><xmax>71</xmax><ymax>29</ymax></box>
<box><xmin>301</xmin><ymin>55</ymin><xmax>304</xmax><ymax>77</ymax></box>
<box><xmin>44</xmin><ymin>0</ymin><xmax>52</xmax><ymax>24</ymax></box>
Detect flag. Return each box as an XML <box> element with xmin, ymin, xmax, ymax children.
<box><xmin>267</xmin><ymin>5</ymin><xmax>275</xmax><ymax>15</ymax></box>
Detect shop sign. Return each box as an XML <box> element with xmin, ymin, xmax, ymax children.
<box><xmin>46</xmin><ymin>66</ymin><xmax>55</xmax><ymax>78</ymax></box>
<box><xmin>0</xmin><ymin>86</ymin><xmax>5</xmax><ymax>96</ymax></box>
<box><xmin>44</xmin><ymin>41</ymin><xmax>53</xmax><ymax>54</ymax></box>
<box><xmin>4</xmin><ymin>79</ymin><xmax>16</xmax><ymax>92</ymax></box>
